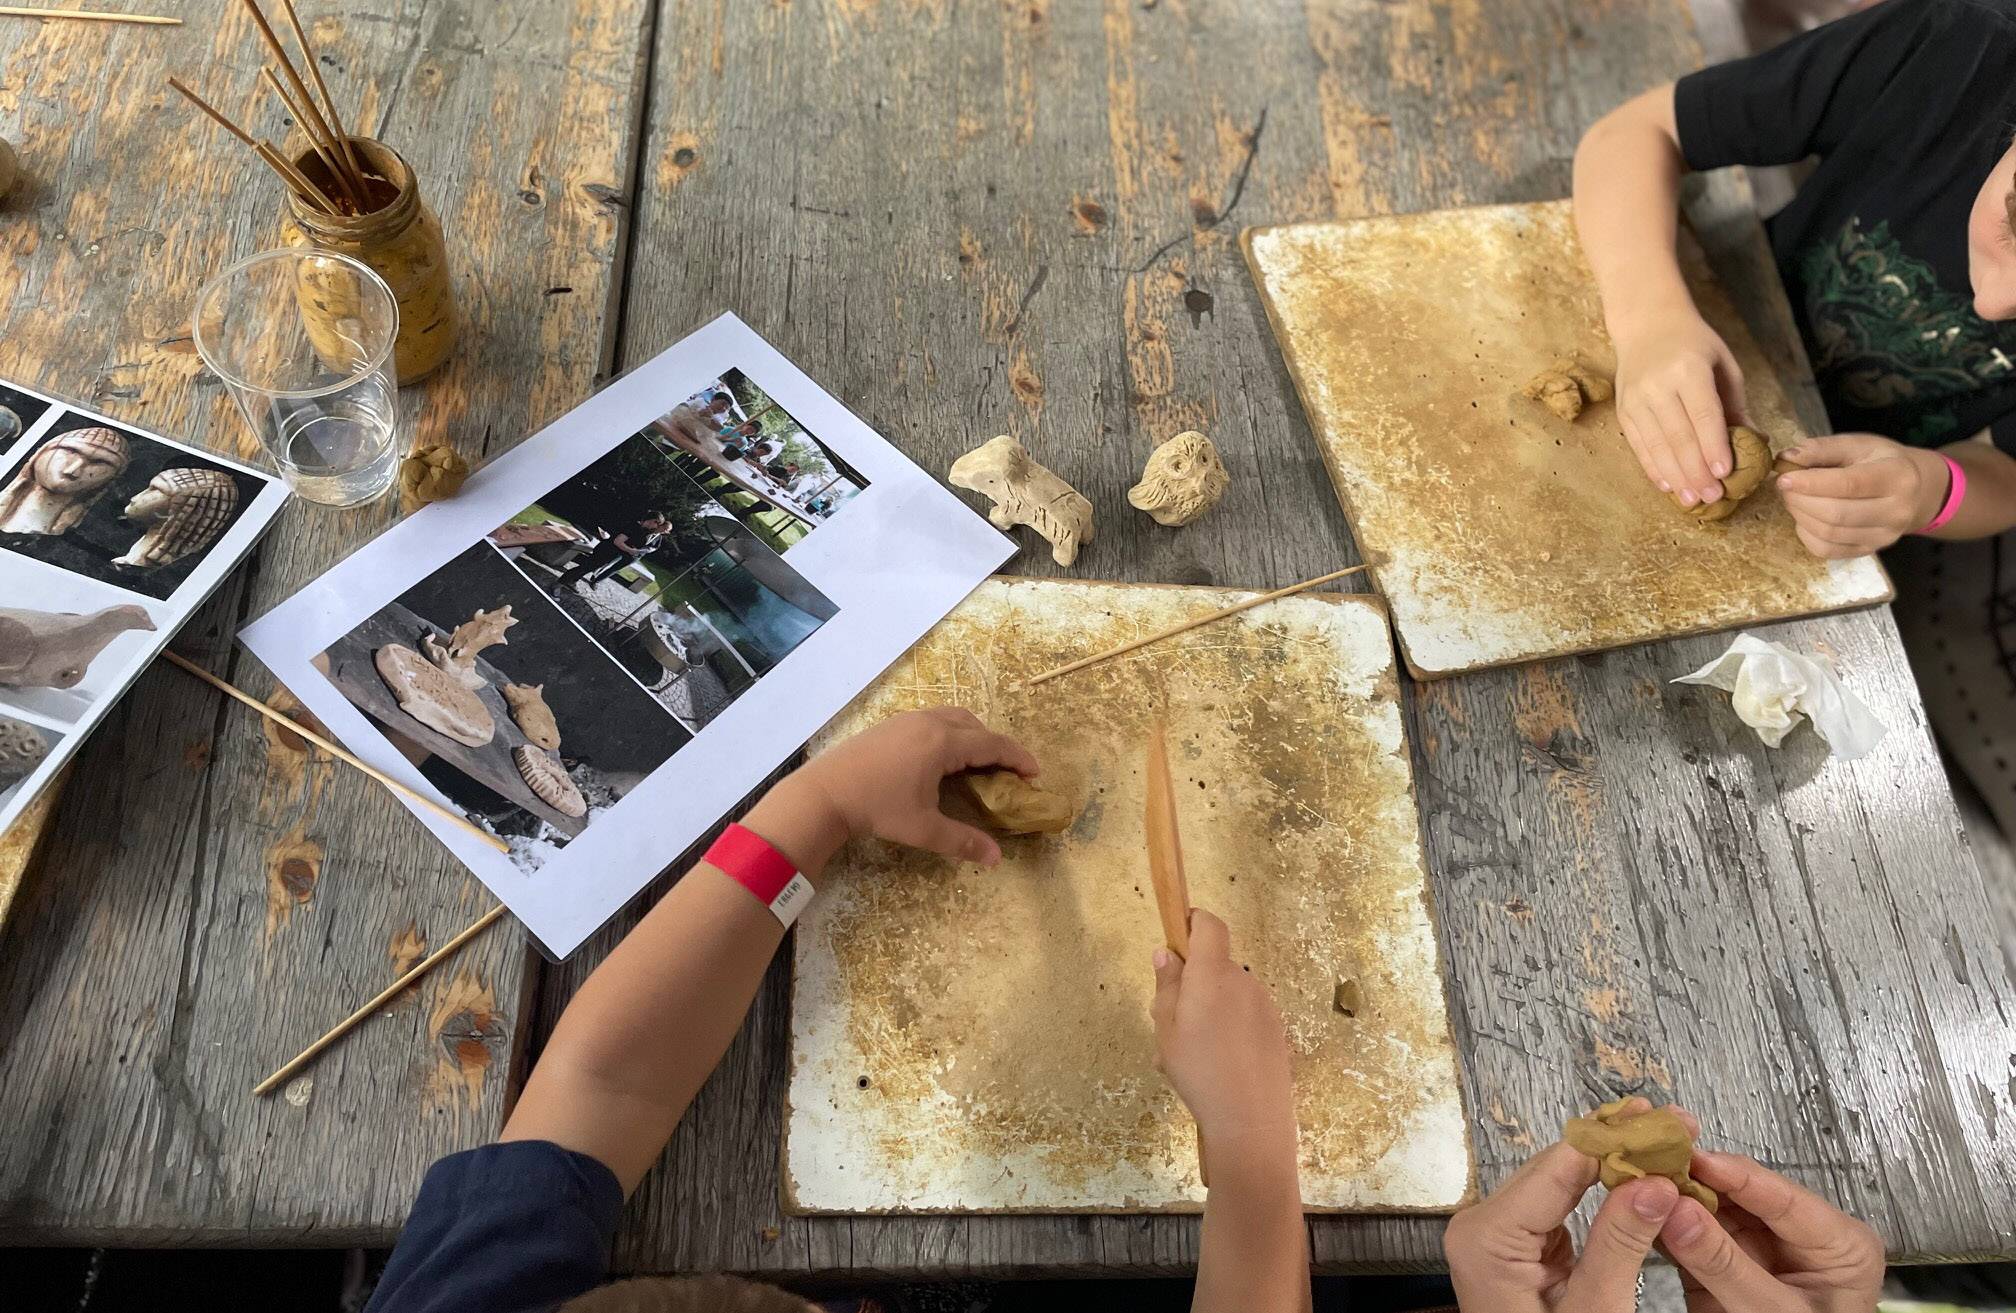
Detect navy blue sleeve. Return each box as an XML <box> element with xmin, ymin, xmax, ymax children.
<box><xmin>1674</xmin><ymin>0</ymin><xmax>1941</xmax><ymax>169</ymax></box>
<box><xmin>366</xmin><ymin>1141</ymin><xmax>625</xmax><ymax>1313</ymax></box>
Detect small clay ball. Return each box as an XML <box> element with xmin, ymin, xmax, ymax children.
<box><xmin>0</xmin><ymin>138</ymin><xmax>17</xmax><ymax>201</ymax></box>
<box><xmin>399</xmin><ymin>444</ymin><xmax>470</xmax><ymax>504</ymax></box>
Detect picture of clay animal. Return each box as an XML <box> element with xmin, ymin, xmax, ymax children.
<box><xmin>514</xmin><ymin>744</ymin><xmax>587</xmax><ymax>818</ymax></box>
<box><xmin>374</xmin><ymin>643</ymin><xmax>495</xmax><ymax>746</ymax></box>
<box><xmin>112</xmin><ymin>467</ymin><xmax>240</xmax><ymax>568</ymax></box>
<box><xmin>421</xmin><ymin>606</ymin><xmax>518</xmax><ymax>690</ymax></box>
<box><xmin>503</xmin><ymin>683</ymin><xmax>561</xmax><ymax>750</ymax></box>
<box><xmin>1674</xmin><ymin>426</ymin><xmax>1781</xmax><ymax>523</ymax></box>
<box><xmin>0</xmin><ymin>426</ymin><xmax>130</xmax><ymax>536</ymax></box>
<box><xmin>1518</xmin><ymin>355</ymin><xmax>1613</xmax><ymax>422</ymax></box>
<box><xmin>948</xmin><ymin>435</ymin><xmax>1094</xmax><ymax>567</ymax></box>
<box><xmin>1563</xmin><ymin>1097</ymin><xmax>1718</xmax><ymax>1212</ymax></box>
<box><xmin>955</xmin><ymin>769</ymin><xmax>1076</xmax><ymax>835</ymax></box>
<box><xmin>0</xmin><ymin>716</ymin><xmax>50</xmax><ymax>788</ymax></box>
<box><xmin>0</xmin><ymin>604</ymin><xmax>154</xmax><ymax>690</ymax></box>
<box><xmin>1128</xmin><ymin>430</ymin><xmax>1230</xmax><ymax>527</ymax></box>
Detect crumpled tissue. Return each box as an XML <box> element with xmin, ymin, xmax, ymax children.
<box><xmin>1672</xmin><ymin>633</ymin><xmax>1887</xmax><ymax>760</ymax></box>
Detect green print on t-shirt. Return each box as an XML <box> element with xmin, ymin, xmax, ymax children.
<box><xmin>1797</xmin><ymin>217</ymin><xmax>2016</xmax><ymax>444</ymax></box>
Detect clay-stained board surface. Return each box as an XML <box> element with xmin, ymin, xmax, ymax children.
<box><xmin>786</xmin><ymin>577</ymin><xmax>1471</xmax><ymax>1214</ymax></box>
<box><xmin>1243</xmin><ymin>201</ymin><xmax>1892</xmax><ymax>679</ymax></box>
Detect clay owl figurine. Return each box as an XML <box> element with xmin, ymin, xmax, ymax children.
<box><xmin>0</xmin><ymin>426</ymin><xmax>131</xmax><ymax>536</ymax></box>
<box><xmin>1127</xmin><ymin>430</ymin><xmax>1230</xmax><ymax>527</ymax></box>
<box><xmin>112</xmin><ymin>467</ymin><xmax>239</xmax><ymax>568</ymax></box>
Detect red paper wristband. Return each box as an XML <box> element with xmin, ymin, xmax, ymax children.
<box><xmin>1918</xmin><ymin>454</ymin><xmax>1967</xmax><ymax>533</ymax></box>
<box><xmin>706</xmin><ymin>823</ymin><xmax>814</xmax><ymax>927</ymax></box>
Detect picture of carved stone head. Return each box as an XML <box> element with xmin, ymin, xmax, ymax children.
<box><xmin>0</xmin><ymin>412</ymin><xmax>263</xmax><ymax>602</ymax></box>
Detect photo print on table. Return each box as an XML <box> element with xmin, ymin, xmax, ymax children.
<box><xmin>0</xmin><ymin>557</ymin><xmax>160</xmax><ymax>725</ymax></box>
<box><xmin>0</xmin><ymin>411</ymin><xmax>266</xmax><ymax>603</ymax></box>
<box><xmin>486</xmin><ymin>428</ymin><xmax>839</xmax><ymax>734</ymax></box>
<box><xmin>314</xmin><ymin>543</ymin><xmax>691</xmax><ymax>875</ymax></box>
<box><xmin>646</xmin><ymin>367</ymin><xmax>870</xmax><ymax>545</ymax></box>
<box><xmin>0</xmin><ymin>706</ymin><xmax>65</xmax><ymax>814</ymax></box>
<box><xmin>0</xmin><ymin>381</ymin><xmax>55</xmax><ymax>448</ymax></box>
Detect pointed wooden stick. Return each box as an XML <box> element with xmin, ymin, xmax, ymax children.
<box><xmin>259</xmin><ymin>65</ymin><xmax>361</xmax><ymax>209</ymax></box>
<box><xmin>253</xmin><ymin>904</ymin><xmax>509</xmax><ymax>1095</ymax></box>
<box><xmin>243</xmin><ymin>0</ymin><xmax>364</xmax><ymax>203</ymax></box>
<box><xmin>279</xmin><ymin>0</ymin><xmax>365</xmax><ymax>190</ymax></box>
<box><xmin>1022</xmin><ymin>561</ymin><xmax>1380</xmax><ymax>687</ymax></box>
<box><xmin>168</xmin><ymin>76</ymin><xmax>337</xmax><ymax>212</ymax></box>
<box><xmin>162</xmin><ymin>650</ymin><xmax>511</xmax><ymax>855</ymax></box>
<box><xmin>0</xmin><ymin>6</ymin><xmax>179</xmax><ymax>23</ymax></box>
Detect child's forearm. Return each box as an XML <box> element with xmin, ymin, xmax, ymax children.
<box><xmin>499</xmin><ymin>780</ymin><xmax>844</xmax><ymax>1194</ymax></box>
<box><xmin>1928</xmin><ymin>439</ymin><xmax>2016</xmax><ymax>539</ymax></box>
<box><xmin>1572</xmin><ymin>86</ymin><xmax>1694</xmax><ymax>337</ymax></box>
<box><xmin>1193</xmin><ymin>1134</ymin><xmax>1311</xmax><ymax>1313</ymax></box>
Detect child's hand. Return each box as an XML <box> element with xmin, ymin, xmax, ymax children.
<box><xmin>765</xmin><ymin>707</ymin><xmax>1040</xmax><ymax>871</ymax></box>
<box><xmin>1444</xmin><ymin>1099</ymin><xmax>1686</xmax><ymax>1312</ymax></box>
<box><xmin>1149</xmin><ymin>909</ymin><xmax>1297</xmax><ymax>1164</ymax></box>
<box><xmin>1614</xmin><ymin>311</ymin><xmax>1749</xmax><ymax>508</ymax></box>
<box><xmin>1661</xmin><ymin>1150</ymin><xmax>1884</xmax><ymax>1313</ymax></box>
<box><xmin>1775</xmin><ymin>434</ymin><xmax>1950</xmax><ymax>558</ymax></box>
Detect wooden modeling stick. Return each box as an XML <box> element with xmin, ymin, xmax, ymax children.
<box><xmin>0</xmin><ymin>6</ymin><xmax>180</xmax><ymax>23</ymax></box>
<box><xmin>1146</xmin><ymin>723</ymin><xmax>1209</xmax><ymax>1184</ymax></box>
<box><xmin>163</xmin><ymin>650</ymin><xmax>511</xmax><ymax>854</ymax></box>
<box><xmin>1024</xmin><ymin>561</ymin><xmax>1377</xmax><ymax>688</ymax></box>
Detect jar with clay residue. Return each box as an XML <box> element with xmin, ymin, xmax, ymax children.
<box><xmin>281</xmin><ymin>135</ymin><xmax>457</xmax><ymax>382</ymax></box>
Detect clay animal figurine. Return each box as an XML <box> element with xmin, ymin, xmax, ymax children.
<box><xmin>399</xmin><ymin>444</ymin><xmax>471</xmax><ymax>504</ymax></box>
<box><xmin>374</xmin><ymin>644</ymin><xmax>495</xmax><ymax>746</ymax></box>
<box><xmin>1562</xmin><ymin>1097</ymin><xmax>1718</xmax><ymax>1212</ymax></box>
<box><xmin>1675</xmin><ymin>426</ymin><xmax>1781</xmax><ymax>523</ymax></box>
<box><xmin>1519</xmin><ymin>355</ymin><xmax>1614</xmax><ymax>422</ymax></box>
<box><xmin>1128</xmin><ymin>430</ymin><xmax>1230</xmax><ymax>527</ymax></box>
<box><xmin>0</xmin><ymin>603</ymin><xmax>155</xmax><ymax>689</ymax></box>
<box><xmin>0</xmin><ymin>716</ymin><xmax>49</xmax><ymax>787</ymax></box>
<box><xmin>503</xmin><ymin>683</ymin><xmax>561</xmax><ymax>751</ymax></box>
<box><xmin>948</xmin><ymin>435</ymin><xmax>1094</xmax><ymax>567</ymax></box>
<box><xmin>421</xmin><ymin>606</ymin><xmax>517</xmax><ymax>690</ymax></box>
<box><xmin>112</xmin><ymin>467</ymin><xmax>240</xmax><ymax>568</ymax></box>
<box><xmin>954</xmin><ymin>769</ymin><xmax>1076</xmax><ymax>835</ymax></box>
<box><xmin>514</xmin><ymin>745</ymin><xmax>587</xmax><ymax>818</ymax></box>
<box><xmin>0</xmin><ymin>426</ymin><xmax>130</xmax><ymax>536</ymax></box>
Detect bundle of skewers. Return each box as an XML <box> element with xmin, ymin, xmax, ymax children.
<box><xmin>169</xmin><ymin>0</ymin><xmax>381</xmax><ymax>217</ymax></box>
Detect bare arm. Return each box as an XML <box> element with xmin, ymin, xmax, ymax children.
<box><xmin>1930</xmin><ymin>437</ymin><xmax>2016</xmax><ymax>539</ymax></box>
<box><xmin>501</xmin><ymin>709</ymin><xmax>1038</xmax><ymax>1193</ymax></box>
<box><xmin>1775</xmin><ymin>431</ymin><xmax>2016</xmax><ymax>557</ymax></box>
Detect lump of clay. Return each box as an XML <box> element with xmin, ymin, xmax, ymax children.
<box><xmin>514</xmin><ymin>745</ymin><xmax>586</xmax><ymax>817</ymax></box>
<box><xmin>0</xmin><ymin>426</ymin><xmax>130</xmax><ymax>536</ymax></box>
<box><xmin>0</xmin><ymin>603</ymin><xmax>154</xmax><ymax>689</ymax></box>
<box><xmin>374</xmin><ymin>643</ymin><xmax>494</xmax><ymax>746</ymax></box>
<box><xmin>948</xmin><ymin>435</ymin><xmax>1094</xmax><ymax>567</ymax></box>
<box><xmin>0</xmin><ymin>716</ymin><xmax>50</xmax><ymax>787</ymax></box>
<box><xmin>955</xmin><ymin>769</ymin><xmax>1076</xmax><ymax>835</ymax></box>
<box><xmin>1675</xmin><ymin>426</ymin><xmax>1774</xmax><ymax>523</ymax></box>
<box><xmin>1519</xmin><ymin>356</ymin><xmax>1614</xmax><ymax>422</ymax></box>
<box><xmin>400</xmin><ymin>444</ymin><xmax>470</xmax><ymax>504</ymax></box>
<box><xmin>113</xmin><ymin>467</ymin><xmax>239</xmax><ymax>568</ymax></box>
<box><xmin>1563</xmin><ymin>1097</ymin><xmax>1718</xmax><ymax>1212</ymax></box>
<box><xmin>503</xmin><ymin>683</ymin><xmax>560</xmax><ymax>751</ymax></box>
<box><xmin>1128</xmin><ymin>430</ymin><xmax>1230</xmax><ymax>527</ymax></box>
<box><xmin>421</xmin><ymin>606</ymin><xmax>516</xmax><ymax>690</ymax></box>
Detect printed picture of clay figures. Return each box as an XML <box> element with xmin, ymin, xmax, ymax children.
<box><xmin>486</xmin><ymin>430</ymin><xmax>838</xmax><ymax>733</ymax></box>
<box><xmin>315</xmin><ymin>544</ymin><xmax>689</xmax><ymax>873</ymax></box>
<box><xmin>646</xmin><ymin>368</ymin><xmax>868</xmax><ymax>541</ymax></box>
<box><xmin>0</xmin><ymin>412</ymin><xmax>263</xmax><ymax>602</ymax></box>
<box><xmin>0</xmin><ymin>382</ymin><xmax>54</xmax><ymax>447</ymax></box>
<box><xmin>0</xmin><ymin>708</ymin><xmax>65</xmax><ymax>814</ymax></box>
<box><xmin>0</xmin><ymin>558</ymin><xmax>160</xmax><ymax>725</ymax></box>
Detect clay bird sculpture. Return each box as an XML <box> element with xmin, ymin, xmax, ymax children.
<box><xmin>0</xmin><ymin>603</ymin><xmax>156</xmax><ymax>689</ymax></box>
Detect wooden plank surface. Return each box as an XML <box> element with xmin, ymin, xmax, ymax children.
<box><xmin>571</xmin><ymin>0</ymin><xmax>2016</xmax><ymax>1279</ymax></box>
<box><xmin>0</xmin><ymin>0</ymin><xmax>652</xmax><ymax>1243</ymax></box>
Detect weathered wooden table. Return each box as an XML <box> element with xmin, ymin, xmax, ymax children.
<box><xmin>2</xmin><ymin>0</ymin><xmax>2011</xmax><ymax>1281</ymax></box>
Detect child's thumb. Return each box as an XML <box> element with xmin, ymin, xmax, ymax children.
<box><xmin>1149</xmin><ymin>948</ymin><xmax>1184</xmax><ymax>1042</ymax></box>
<box><xmin>909</xmin><ymin>814</ymin><xmax>1001</xmax><ymax>868</ymax></box>
<box><xmin>1560</xmin><ymin>1177</ymin><xmax>1675</xmax><ymax>1310</ymax></box>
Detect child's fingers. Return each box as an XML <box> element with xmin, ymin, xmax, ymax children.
<box><xmin>1560</xmin><ymin>1177</ymin><xmax>1677</xmax><ymax>1311</ymax></box>
<box><xmin>1186</xmin><ymin>907</ymin><xmax>1232</xmax><ymax>963</ymax></box>
<box><xmin>1622</xmin><ymin>405</ymin><xmax>1683</xmax><ymax>496</ymax></box>
<box><xmin>1661</xmin><ymin>1198</ymin><xmax>1786</xmax><ymax>1309</ymax></box>
<box><xmin>1463</xmin><ymin>1142</ymin><xmax>1599</xmax><ymax>1238</ymax></box>
<box><xmin>1677</xmin><ymin>373</ymin><xmax>1734</xmax><ymax>479</ymax></box>
<box><xmin>1779</xmin><ymin>491</ymin><xmax>1898</xmax><ymax>529</ymax></box>
<box><xmin>1776</xmin><ymin>462</ymin><xmax>1894</xmax><ymax>501</ymax></box>
<box><xmin>898</xmin><ymin>811</ymin><xmax>1001</xmax><ymax>867</ymax></box>
<box><xmin>1713</xmin><ymin>342</ymin><xmax>1750</xmax><ymax>428</ymax></box>
<box><xmin>939</xmin><ymin>720</ymin><xmax>1042</xmax><ymax>779</ymax></box>
<box><xmin>1149</xmin><ymin>947</ymin><xmax>1183</xmax><ymax>1052</ymax></box>
<box><xmin>1649</xmin><ymin>396</ymin><xmax>1720</xmax><ymax>500</ymax></box>
<box><xmin>1794</xmin><ymin>524</ymin><xmax>1873</xmax><ymax>561</ymax></box>
<box><xmin>1689</xmin><ymin>1151</ymin><xmax>1879</xmax><ymax>1261</ymax></box>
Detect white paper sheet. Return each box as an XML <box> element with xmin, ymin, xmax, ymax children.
<box><xmin>239</xmin><ymin>313</ymin><xmax>1013</xmax><ymax>958</ymax></box>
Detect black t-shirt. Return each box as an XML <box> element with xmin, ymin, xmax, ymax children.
<box><xmin>616</xmin><ymin>520</ymin><xmax>663</xmax><ymax>553</ymax></box>
<box><xmin>1675</xmin><ymin>0</ymin><xmax>2016</xmax><ymax>454</ymax></box>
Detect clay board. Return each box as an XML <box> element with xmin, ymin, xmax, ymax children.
<box><xmin>786</xmin><ymin>576</ymin><xmax>1473</xmax><ymax>1214</ymax></box>
<box><xmin>1242</xmin><ymin>201</ymin><xmax>1892</xmax><ymax>680</ymax></box>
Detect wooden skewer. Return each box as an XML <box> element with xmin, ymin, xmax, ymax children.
<box><xmin>259</xmin><ymin>65</ymin><xmax>362</xmax><ymax>209</ymax></box>
<box><xmin>1022</xmin><ymin>561</ymin><xmax>1380</xmax><ymax>688</ymax></box>
<box><xmin>279</xmin><ymin>0</ymin><xmax>365</xmax><ymax>191</ymax></box>
<box><xmin>243</xmin><ymin>0</ymin><xmax>365</xmax><ymax>204</ymax></box>
<box><xmin>167</xmin><ymin>76</ymin><xmax>338</xmax><ymax>212</ymax></box>
<box><xmin>253</xmin><ymin>904</ymin><xmax>509</xmax><ymax>1095</ymax></box>
<box><xmin>162</xmin><ymin>650</ymin><xmax>512</xmax><ymax>855</ymax></box>
<box><xmin>0</xmin><ymin>6</ymin><xmax>180</xmax><ymax>23</ymax></box>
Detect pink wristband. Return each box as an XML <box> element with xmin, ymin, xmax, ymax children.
<box><xmin>1918</xmin><ymin>454</ymin><xmax>1966</xmax><ymax>533</ymax></box>
<box><xmin>706</xmin><ymin>823</ymin><xmax>815</xmax><ymax>927</ymax></box>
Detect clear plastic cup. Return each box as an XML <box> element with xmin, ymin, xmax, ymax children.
<box><xmin>193</xmin><ymin>248</ymin><xmax>401</xmax><ymax>507</ymax></box>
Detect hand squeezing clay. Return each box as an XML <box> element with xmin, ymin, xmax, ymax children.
<box><xmin>954</xmin><ymin>769</ymin><xmax>1076</xmax><ymax>835</ymax></box>
<box><xmin>1673</xmin><ymin>426</ymin><xmax>1787</xmax><ymax>522</ymax></box>
<box><xmin>1562</xmin><ymin>1097</ymin><xmax>1718</xmax><ymax>1212</ymax></box>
